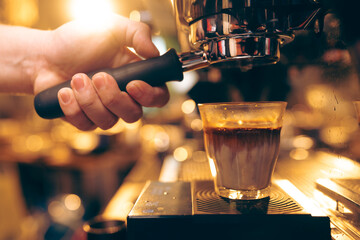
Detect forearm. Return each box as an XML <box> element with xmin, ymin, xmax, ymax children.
<box><xmin>0</xmin><ymin>24</ymin><xmax>50</xmax><ymax>94</ymax></box>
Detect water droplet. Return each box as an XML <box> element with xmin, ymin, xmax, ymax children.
<box><xmin>143</xmin><ymin>209</ymin><xmax>154</xmax><ymax>213</ymax></box>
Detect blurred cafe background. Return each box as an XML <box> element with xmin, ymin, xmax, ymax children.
<box><xmin>1</xmin><ymin>0</ymin><xmax>360</xmax><ymax>239</ymax></box>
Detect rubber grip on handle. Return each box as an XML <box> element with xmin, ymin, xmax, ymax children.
<box><xmin>34</xmin><ymin>48</ymin><xmax>183</xmax><ymax>119</ymax></box>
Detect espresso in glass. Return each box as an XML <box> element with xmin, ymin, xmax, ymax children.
<box><xmin>199</xmin><ymin>102</ymin><xmax>287</xmax><ymax>200</ymax></box>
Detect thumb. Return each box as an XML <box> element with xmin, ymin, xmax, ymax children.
<box><xmin>113</xmin><ymin>15</ymin><xmax>159</xmax><ymax>59</ymax></box>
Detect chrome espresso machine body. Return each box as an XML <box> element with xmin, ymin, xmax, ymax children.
<box><xmin>175</xmin><ymin>0</ymin><xmax>326</xmax><ymax>70</ymax></box>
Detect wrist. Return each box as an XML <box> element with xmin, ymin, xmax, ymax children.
<box><xmin>0</xmin><ymin>25</ymin><xmax>51</xmax><ymax>94</ymax></box>
<box><xmin>21</xmin><ymin>27</ymin><xmax>52</xmax><ymax>94</ymax></box>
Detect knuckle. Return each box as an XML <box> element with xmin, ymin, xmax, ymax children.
<box><xmin>66</xmin><ymin>117</ymin><xmax>95</xmax><ymax>131</ymax></box>
<box><xmin>98</xmin><ymin>118</ymin><xmax>118</xmax><ymax>130</ymax></box>
<box><xmin>63</xmin><ymin>111</ymin><xmax>96</xmax><ymax>131</ymax></box>
<box><xmin>122</xmin><ymin>109</ymin><xmax>142</xmax><ymax>123</ymax></box>
<box><xmin>80</xmin><ymin>99</ymin><xmax>97</xmax><ymax>110</ymax></box>
<box><xmin>63</xmin><ymin>108</ymin><xmax>81</xmax><ymax>119</ymax></box>
<box><xmin>78</xmin><ymin>124</ymin><xmax>96</xmax><ymax>131</ymax></box>
<box><xmin>103</xmin><ymin>96</ymin><xmax>119</xmax><ymax>109</ymax></box>
<box><xmin>137</xmin><ymin>22</ymin><xmax>150</xmax><ymax>32</ymax></box>
<box><xmin>144</xmin><ymin>95</ymin><xmax>157</xmax><ymax>107</ymax></box>
<box><xmin>150</xmin><ymin>88</ymin><xmax>170</xmax><ymax>107</ymax></box>
<box><xmin>157</xmin><ymin>93</ymin><xmax>170</xmax><ymax>107</ymax></box>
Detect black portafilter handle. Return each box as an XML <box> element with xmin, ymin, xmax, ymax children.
<box><xmin>34</xmin><ymin>48</ymin><xmax>184</xmax><ymax>119</ymax></box>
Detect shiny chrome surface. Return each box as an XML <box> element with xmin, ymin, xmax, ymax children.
<box><xmin>174</xmin><ymin>0</ymin><xmax>324</xmax><ymax>67</ymax></box>
<box><xmin>180</xmin><ymin>34</ymin><xmax>283</xmax><ymax>71</ymax></box>
<box><xmin>187</xmin><ymin>12</ymin><xmax>295</xmax><ymax>47</ymax></box>
<box><xmin>178</xmin><ymin>50</ymin><xmax>210</xmax><ymax>71</ymax></box>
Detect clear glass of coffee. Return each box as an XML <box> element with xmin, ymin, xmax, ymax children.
<box><xmin>198</xmin><ymin>102</ymin><xmax>287</xmax><ymax>200</ymax></box>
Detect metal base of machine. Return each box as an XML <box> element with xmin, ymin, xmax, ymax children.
<box><xmin>127</xmin><ymin>180</ymin><xmax>331</xmax><ymax>240</ymax></box>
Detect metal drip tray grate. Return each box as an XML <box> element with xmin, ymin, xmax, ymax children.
<box><xmin>193</xmin><ymin>180</ymin><xmax>304</xmax><ymax>215</ymax></box>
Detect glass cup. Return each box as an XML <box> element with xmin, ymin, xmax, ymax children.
<box><xmin>198</xmin><ymin>102</ymin><xmax>287</xmax><ymax>200</ymax></box>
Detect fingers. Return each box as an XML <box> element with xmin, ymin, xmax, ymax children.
<box><xmin>59</xmin><ymin>73</ymin><xmax>119</xmax><ymax>130</ymax></box>
<box><xmin>58</xmin><ymin>88</ymin><xmax>97</xmax><ymax>131</ymax></box>
<box><xmin>58</xmin><ymin>72</ymin><xmax>170</xmax><ymax>131</ymax></box>
<box><xmin>126</xmin><ymin>80</ymin><xmax>170</xmax><ymax>108</ymax></box>
<box><xmin>92</xmin><ymin>73</ymin><xmax>143</xmax><ymax>123</ymax></box>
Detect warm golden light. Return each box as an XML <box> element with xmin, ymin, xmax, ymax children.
<box><xmin>305</xmin><ymin>85</ymin><xmax>330</xmax><ymax>109</ymax></box>
<box><xmin>141</xmin><ymin>125</ymin><xmax>158</xmax><ymax>141</ymax></box>
<box><xmin>275</xmin><ymin>180</ymin><xmax>325</xmax><ymax>216</ymax></box>
<box><xmin>333</xmin><ymin>156</ymin><xmax>357</xmax><ymax>172</ymax></box>
<box><xmin>154</xmin><ymin>132</ymin><xmax>170</xmax><ymax>152</ymax></box>
<box><xmin>3</xmin><ymin>0</ymin><xmax>38</xmax><ymax>26</ymax></box>
<box><xmin>319</xmin><ymin>126</ymin><xmax>350</xmax><ymax>147</ymax></box>
<box><xmin>125</xmin><ymin>120</ymin><xmax>141</xmax><ymax>130</ymax></box>
<box><xmin>0</xmin><ymin>120</ymin><xmax>20</xmax><ymax>138</ymax></box>
<box><xmin>293</xmin><ymin>135</ymin><xmax>314</xmax><ymax>149</ymax></box>
<box><xmin>50</xmin><ymin>124</ymin><xmax>73</xmax><ymax>142</ymax></box>
<box><xmin>26</xmin><ymin>135</ymin><xmax>44</xmax><ymax>152</ymax></box>
<box><xmin>48</xmin><ymin>201</ymin><xmax>65</xmax><ymax>219</ymax></box>
<box><xmin>159</xmin><ymin>155</ymin><xmax>180</xmax><ymax>182</ymax></box>
<box><xmin>49</xmin><ymin>145</ymin><xmax>72</xmax><ymax>165</ymax></box>
<box><xmin>95</xmin><ymin>120</ymin><xmax>125</xmax><ymax>135</ymax></box>
<box><xmin>129</xmin><ymin>10</ymin><xmax>141</xmax><ymax>22</ymax></box>
<box><xmin>70</xmin><ymin>132</ymin><xmax>99</xmax><ymax>154</ymax></box>
<box><xmin>192</xmin><ymin>151</ymin><xmax>207</xmax><ymax>162</ymax></box>
<box><xmin>64</xmin><ymin>194</ymin><xmax>82</xmax><ymax>211</ymax></box>
<box><xmin>314</xmin><ymin>180</ymin><xmax>352</xmax><ymax>214</ymax></box>
<box><xmin>315</xmin><ymin>151</ymin><xmax>359</xmax><ymax>178</ymax></box>
<box><xmin>289</xmin><ymin>148</ymin><xmax>309</xmax><ymax>160</ymax></box>
<box><xmin>208</xmin><ymin>157</ymin><xmax>217</xmax><ymax>178</ymax></box>
<box><xmin>70</xmin><ymin>0</ymin><xmax>114</xmax><ymax>20</ymax></box>
<box><xmin>69</xmin><ymin>0</ymin><xmax>116</xmax><ymax>31</ymax></box>
<box><xmin>11</xmin><ymin>136</ymin><xmax>27</xmax><ymax>153</ymax></box>
<box><xmin>313</xmin><ymin>189</ymin><xmax>337</xmax><ymax>211</ymax></box>
<box><xmin>173</xmin><ymin>147</ymin><xmax>188</xmax><ymax>162</ymax></box>
<box><xmin>181</xmin><ymin>99</ymin><xmax>196</xmax><ymax>114</ymax></box>
<box><xmin>190</xmin><ymin>119</ymin><xmax>203</xmax><ymax>131</ymax></box>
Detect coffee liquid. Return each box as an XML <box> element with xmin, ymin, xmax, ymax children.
<box><xmin>204</xmin><ymin>127</ymin><xmax>281</xmax><ymax>191</ymax></box>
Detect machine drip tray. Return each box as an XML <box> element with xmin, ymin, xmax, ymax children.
<box><xmin>316</xmin><ymin>178</ymin><xmax>360</xmax><ymax>214</ymax></box>
<box><xmin>127</xmin><ymin>181</ymin><xmax>331</xmax><ymax>240</ymax></box>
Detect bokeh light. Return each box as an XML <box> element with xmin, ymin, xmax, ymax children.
<box><xmin>181</xmin><ymin>99</ymin><xmax>196</xmax><ymax>114</ymax></box>
<box><xmin>64</xmin><ymin>194</ymin><xmax>82</xmax><ymax>211</ymax></box>
<box><xmin>69</xmin><ymin>0</ymin><xmax>114</xmax><ymax>21</ymax></box>
<box><xmin>173</xmin><ymin>147</ymin><xmax>188</xmax><ymax>162</ymax></box>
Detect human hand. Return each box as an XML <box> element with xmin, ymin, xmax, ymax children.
<box><xmin>33</xmin><ymin>14</ymin><xmax>169</xmax><ymax>130</ymax></box>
